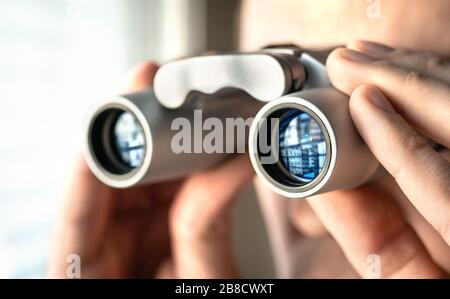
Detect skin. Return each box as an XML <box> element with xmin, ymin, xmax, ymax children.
<box><xmin>307</xmin><ymin>43</ymin><xmax>450</xmax><ymax>278</ymax></box>
<box><xmin>49</xmin><ymin>63</ymin><xmax>254</xmax><ymax>278</ymax></box>
<box><xmin>50</xmin><ymin>0</ymin><xmax>450</xmax><ymax>278</ymax></box>
<box><xmin>239</xmin><ymin>0</ymin><xmax>450</xmax><ymax>56</ymax></box>
<box><xmin>241</xmin><ymin>0</ymin><xmax>450</xmax><ymax>278</ymax></box>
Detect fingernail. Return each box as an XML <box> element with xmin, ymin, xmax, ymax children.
<box><xmin>357</xmin><ymin>40</ymin><xmax>394</xmax><ymax>55</ymax></box>
<box><xmin>367</xmin><ymin>86</ymin><xmax>394</xmax><ymax>112</ymax></box>
<box><xmin>340</xmin><ymin>49</ymin><xmax>376</xmax><ymax>63</ymax></box>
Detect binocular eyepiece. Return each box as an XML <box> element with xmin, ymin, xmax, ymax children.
<box><xmin>249</xmin><ymin>88</ymin><xmax>380</xmax><ymax>198</ymax></box>
<box><xmin>85</xmin><ymin>46</ymin><xmax>381</xmax><ymax>198</ymax></box>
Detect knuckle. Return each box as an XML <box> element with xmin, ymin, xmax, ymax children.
<box><xmin>373</xmin><ymin>59</ymin><xmax>391</xmax><ymax>69</ymax></box>
<box><xmin>394</xmin><ymin>48</ymin><xmax>412</xmax><ymax>56</ymax></box>
<box><xmin>169</xmin><ymin>197</ymin><xmax>201</xmax><ymax>235</ymax></box>
<box><xmin>402</xmin><ymin>68</ymin><xmax>429</xmax><ymax>87</ymax></box>
<box><xmin>425</xmin><ymin>55</ymin><xmax>449</xmax><ymax>70</ymax></box>
<box><xmin>366</xmin><ymin>226</ymin><xmax>423</xmax><ymax>278</ymax></box>
<box><xmin>389</xmin><ymin>50</ymin><xmax>421</xmax><ymax>66</ymax></box>
<box><xmin>169</xmin><ymin>175</ymin><xmax>217</xmax><ymax>233</ymax></box>
<box><xmin>169</xmin><ymin>196</ymin><xmax>228</xmax><ymax>242</ymax></box>
<box><xmin>388</xmin><ymin>51</ymin><xmax>449</xmax><ymax>82</ymax></box>
<box><xmin>372</xmin><ymin>59</ymin><xmax>398</xmax><ymax>80</ymax></box>
<box><xmin>391</xmin><ymin>131</ymin><xmax>429</xmax><ymax>179</ymax></box>
<box><xmin>404</xmin><ymin>133</ymin><xmax>429</xmax><ymax>158</ymax></box>
<box><xmin>376</xmin><ymin>56</ymin><xmax>394</xmax><ymax>65</ymax></box>
<box><xmin>399</xmin><ymin>67</ymin><xmax>441</xmax><ymax>97</ymax></box>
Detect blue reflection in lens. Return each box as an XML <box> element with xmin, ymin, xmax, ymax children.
<box><xmin>279</xmin><ymin>110</ymin><xmax>327</xmax><ymax>183</ymax></box>
<box><xmin>114</xmin><ymin>112</ymin><xmax>145</xmax><ymax>168</ymax></box>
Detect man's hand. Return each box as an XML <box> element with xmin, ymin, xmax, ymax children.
<box><xmin>302</xmin><ymin>41</ymin><xmax>450</xmax><ymax>278</ymax></box>
<box><xmin>48</xmin><ymin>62</ymin><xmax>253</xmax><ymax>278</ymax></box>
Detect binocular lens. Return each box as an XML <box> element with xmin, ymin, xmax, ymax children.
<box><xmin>88</xmin><ymin>107</ymin><xmax>147</xmax><ymax>178</ymax></box>
<box><xmin>114</xmin><ymin>111</ymin><xmax>145</xmax><ymax>169</ymax></box>
<box><xmin>278</xmin><ymin>109</ymin><xmax>327</xmax><ymax>183</ymax></box>
<box><xmin>251</xmin><ymin>88</ymin><xmax>379</xmax><ymax>198</ymax></box>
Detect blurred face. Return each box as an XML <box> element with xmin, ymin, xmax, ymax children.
<box><xmin>240</xmin><ymin>0</ymin><xmax>450</xmax><ymax>56</ymax></box>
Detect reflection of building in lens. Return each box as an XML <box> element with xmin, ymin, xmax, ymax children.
<box><xmin>279</xmin><ymin>110</ymin><xmax>326</xmax><ymax>182</ymax></box>
<box><xmin>114</xmin><ymin>112</ymin><xmax>145</xmax><ymax>168</ymax></box>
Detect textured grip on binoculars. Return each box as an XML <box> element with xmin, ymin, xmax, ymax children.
<box><xmin>154</xmin><ymin>54</ymin><xmax>300</xmax><ymax>109</ymax></box>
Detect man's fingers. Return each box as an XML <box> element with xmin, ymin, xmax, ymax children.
<box><xmin>288</xmin><ymin>200</ymin><xmax>327</xmax><ymax>237</ymax></box>
<box><xmin>347</xmin><ymin>40</ymin><xmax>450</xmax><ymax>83</ymax></box>
<box><xmin>49</xmin><ymin>158</ymin><xmax>114</xmax><ymax>277</ymax></box>
<box><xmin>350</xmin><ymin>84</ymin><xmax>450</xmax><ymax>246</ymax></box>
<box><xmin>169</xmin><ymin>155</ymin><xmax>254</xmax><ymax>278</ymax></box>
<box><xmin>347</xmin><ymin>40</ymin><xmax>395</xmax><ymax>57</ymax></box>
<box><xmin>118</xmin><ymin>61</ymin><xmax>159</xmax><ymax>93</ymax></box>
<box><xmin>50</xmin><ymin>62</ymin><xmax>160</xmax><ymax>278</ymax></box>
<box><xmin>307</xmin><ymin>185</ymin><xmax>445</xmax><ymax>278</ymax></box>
<box><xmin>154</xmin><ymin>258</ymin><xmax>175</xmax><ymax>279</ymax></box>
<box><xmin>327</xmin><ymin>46</ymin><xmax>450</xmax><ymax>148</ymax></box>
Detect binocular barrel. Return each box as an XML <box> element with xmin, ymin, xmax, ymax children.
<box><xmin>85</xmin><ymin>89</ymin><xmax>264</xmax><ymax>188</ymax></box>
<box><xmin>249</xmin><ymin>87</ymin><xmax>381</xmax><ymax>198</ymax></box>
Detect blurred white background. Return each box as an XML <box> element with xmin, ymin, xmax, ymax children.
<box><xmin>0</xmin><ymin>0</ymin><xmax>209</xmax><ymax>278</ymax></box>
<box><xmin>0</xmin><ymin>0</ymin><xmax>272</xmax><ymax>278</ymax></box>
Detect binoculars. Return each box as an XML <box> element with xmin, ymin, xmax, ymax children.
<box><xmin>84</xmin><ymin>45</ymin><xmax>381</xmax><ymax>198</ymax></box>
